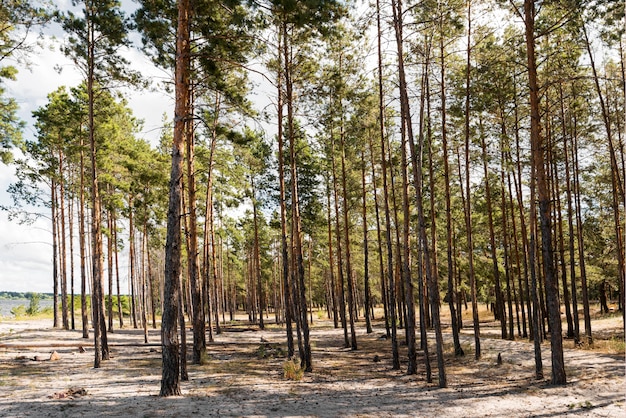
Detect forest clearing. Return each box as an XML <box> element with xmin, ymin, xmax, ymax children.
<box><xmin>1</xmin><ymin>0</ymin><xmax>625</xmax><ymax>405</ymax></box>
<box><xmin>0</xmin><ymin>307</ymin><xmax>623</xmax><ymax>417</ymax></box>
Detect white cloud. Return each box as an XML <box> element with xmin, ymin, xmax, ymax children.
<box><xmin>0</xmin><ymin>182</ymin><xmax>52</xmax><ymax>293</ymax></box>
<box><xmin>0</xmin><ymin>2</ymin><xmax>172</xmax><ymax>293</ymax></box>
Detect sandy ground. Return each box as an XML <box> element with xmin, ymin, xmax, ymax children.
<box><xmin>0</xmin><ymin>314</ymin><xmax>624</xmax><ymax>417</ymax></box>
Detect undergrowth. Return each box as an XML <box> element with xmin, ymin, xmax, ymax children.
<box><xmin>283</xmin><ymin>359</ymin><xmax>304</xmax><ymax>381</ymax></box>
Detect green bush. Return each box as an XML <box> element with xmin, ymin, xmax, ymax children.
<box><xmin>10</xmin><ymin>305</ymin><xmax>27</xmax><ymax>318</ymax></box>
<box><xmin>26</xmin><ymin>293</ymin><xmax>40</xmax><ymax>315</ymax></box>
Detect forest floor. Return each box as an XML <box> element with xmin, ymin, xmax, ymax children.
<box><xmin>0</xmin><ymin>307</ymin><xmax>624</xmax><ymax>417</ymax></box>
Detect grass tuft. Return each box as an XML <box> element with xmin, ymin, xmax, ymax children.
<box><xmin>283</xmin><ymin>359</ymin><xmax>304</xmax><ymax>381</ymax></box>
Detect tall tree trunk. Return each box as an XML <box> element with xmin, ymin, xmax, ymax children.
<box><xmin>551</xmin><ymin>135</ymin><xmax>573</xmax><ymax>338</ymax></box>
<box><xmin>160</xmin><ymin>0</ymin><xmax>190</xmax><ymax>396</ymax></box>
<box><xmin>561</xmin><ymin>86</ymin><xmax>579</xmax><ymax>342</ymax></box>
<box><xmin>331</xmin><ymin>132</ymin><xmax>349</xmax><ymax>349</ymax></box>
<box><xmin>391</xmin><ymin>0</ymin><xmax>416</xmax><ymax>374</ymax></box>
<box><xmin>339</xmin><ymin>117</ymin><xmax>357</xmax><ymax>351</ymax></box>
<box><xmin>582</xmin><ymin>21</ymin><xmax>623</xmax><ymax>339</ymax></box>
<box><xmin>283</xmin><ymin>20</ymin><xmax>312</xmax><ymax>371</ymax></box>
<box><xmin>202</xmin><ymin>93</ymin><xmax>220</xmax><ymax>343</ymax></box>
<box><xmin>277</xmin><ymin>21</ymin><xmax>294</xmax><ymax>358</ymax></box>
<box><xmin>367</xmin><ymin>132</ymin><xmax>390</xmax><ymax>338</ymax></box>
<box><xmin>524</xmin><ymin>0</ymin><xmax>565</xmax><ymax>384</ymax></box>
<box><xmin>129</xmin><ymin>198</ymin><xmax>137</xmax><ymax>329</ymax></box>
<box><xmin>393</xmin><ymin>0</ymin><xmax>445</xmax><ymax>383</ymax></box>
<box><xmin>506</xmin><ymin>158</ymin><xmax>526</xmax><ymax>338</ymax></box>
<box><xmin>455</xmin><ymin>2</ymin><xmax>480</xmax><ymax>358</ymax></box>
<box><xmin>361</xmin><ymin>150</ymin><xmax>372</xmax><ymax>334</ymax></box>
<box><xmin>52</xmin><ymin>181</ymin><xmax>59</xmax><ymax>329</ymax></box>
<box><xmin>140</xmin><ymin>225</ymin><xmax>149</xmax><ymax>344</ymax></box>
<box><xmin>107</xmin><ymin>210</ymin><xmax>114</xmax><ymax>332</ymax></box>
<box><xmin>186</xmin><ymin>99</ymin><xmax>205</xmax><ymax>364</ymax></box>
<box><xmin>113</xmin><ymin>215</ymin><xmax>123</xmax><ymax>329</ymax></box>
<box><xmin>500</xmin><ymin>145</ymin><xmax>515</xmax><ymax>340</ymax></box>
<box><xmin>209</xmin><ymin>198</ymin><xmax>221</xmax><ymax>336</ymax></box>
<box><xmin>79</xmin><ymin>134</ymin><xmax>89</xmax><ymax>339</ymax></box>
<box><xmin>425</xmin><ymin>49</ymin><xmax>461</xmax><ymax>355</ymax></box>
<box><xmin>59</xmin><ymin>150</ymin><xmax>69</xmax><ymax>331</ymax></box>
<box><xmin>376</xmin><ymin>0</ymin><xmax>399</xmax><ymax>369</ymax></box>
<box><xmin>572</xmin><ymin>121</ymin><xmax>592</xmax><ymax>344</ymax></box>
<box><xmin>69</xmin><ymin>187</ymin><xmax>75</xmax><ymax>330</ymax></box>
<box><xmin>87</xmin><ymin>8</ymin><xmax>108</xmax><ymax>367</ymax></box>
<box><xmin>479</xmin><ymin>122</ymin><xmax>506</xmax><ymax>339</ymax></box>
<box><xmin>511</xmin><ymin>74</ymin><xmax>533</xmax><ymax>339</ymax></box>
<box><xmin>178</xmin><ymin>268</ymin><xmax>188</xmax><ymax>382</ymax></box>
<box><xmin>325</xmin><ymin>177</ymin><xmax>339</xmax><ymax>329</ymax></box>
<box><xmin>252</xmin><ymin>176</ymin><xmax>264</xmax><ymax>330</ymax></box>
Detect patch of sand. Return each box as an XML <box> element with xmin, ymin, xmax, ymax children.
<box><xmin>0</xmin><ymin>316</ymin><xmax>624</xmax><ymax>417</ymax></box>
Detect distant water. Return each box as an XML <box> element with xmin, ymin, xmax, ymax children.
<box><xmin>0</xmin><ymin>299</ymin><xmax>54</xmax><ymax>317</ymax></box>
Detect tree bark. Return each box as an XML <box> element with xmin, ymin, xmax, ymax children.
<box><xmin>51</xmin><ymin>181</ymin><xmax>59</xmax><ymax>329</ymax></box>
<box><xmin>376</xmin><ymin>0</ymin><xmax>399</xmax><ymax>370</ymax></box>
<box><xmin>479</xmin><ymin>123</ymin><xmax>507</xmax><ymax>339</ymax></box>
<box><xmin>523</xmin><ymin>0</ymin><xmax>565</xmax><ymax>384</ymax></box>
<box><xmin>79</xmin><ymin>134</ymin><xmax>89</xmax><ymax>339</ymax></box>
<box><xmin>186</xmin><ymin>99</ymin><xmax>205</xmax><ymax>364</ymax></box>
<box><xmin>87</xmin><ymin>7</ymin><xmax>108</xmax><ymax>367</ymax></box>
<box><xmin>276</xmin><ymin>21</ymin><xmax>294</xmax><ymax>358</ymax></box>
<box><xmin>339</xmin><ymin>115</ymin><xmax>357</xmax><ymax>351</ymax></box>
<box><xmin>367</xmin><ymin>132</ymin><xmax>390</xmax><ymax>338</ymax></box>
<box><xmin>361</xmin><ymin>149</ymin><xmax>372</xmax><ymax>334</ymax></box>
<box><xmin>160</xmin><ymin>0</ymin><xmax>190</xmax><ymax>396</ymax></box>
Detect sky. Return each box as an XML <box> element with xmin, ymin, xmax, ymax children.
<box><xmin>0</xmin><ymin>2</ymin><xmax>172</xmax><ymax>293</ymax></box>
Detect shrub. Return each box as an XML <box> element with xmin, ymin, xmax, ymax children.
<box><xmin>26</xmin><ymin>293</ymin><xmax>40</xmax><ymax>315</ymax></box>
<box><xmin>10</xmin><ymin>305</ymin><xmax>27</xmax><ymax>318</ymax></box>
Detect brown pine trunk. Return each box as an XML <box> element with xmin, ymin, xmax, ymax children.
<box><xmin>453</xmin><ymin>8</ymin><xmax>481</xmax><ymax>357</ymax></box>
<box><xmin>79</xmin><ymin>134</ymin><xmax>89</xmax><ymax>339</ymax></box>
<box><xmin>325</xmin><ymin>178</ymin><xmax>339</xmax><ymax>329</ymax></box>
<box><xmin>479</xmin><ymin>123</ymin><xmax>506</xmax><ymax>339</ymax></box>
<box><xmin>107</xmin><ymin>210</ymin><xmax>114</xmax><ymax>332</ymax></box>
<box><xmin>376</xmin><ymin>0</ymin><xmax>399</xmax><ymax>369</ymax></box>
<box><xmin>331</xmin><ymin>133</ymin><xmax>349</xmax><ymax>348</ymax></box>
<box><xmin>178</xmin><ymin>269</ymin><xmax>188</xmax><ymax>382</ymax></box>
<box><xmin>129</xmin><ymin>198</ymin><xmax>137</xmax><ymax>329</ymax></box>
<box><xmin>572</xmin><ymin>124</ymin><xmax>592</xmax><ymax>344</ymax></box>
<box><xmin>51</xmin><ymin>181</ymin><xmax>59</xmax><ymax>329</ymax></box>
<box><xmin>209</xmin><ymin>196</ymin><xmax>221</xmax><ymax>335</ymax></box>
<box><xmin>583</xmin><ymin>22</ymin><xmax>623</xmax><ymax>339</ymax></box>
<box><xmin>87</xmin><ymin>9</ymin><xmax>108</xmax><ymax>367</ymax></box>
<box><xmin>252</xmin><ymin>176</ymin><xmax>264</xmax><ymax>330</ymax></box>
<box><xmin>550</xmin><ymin>136</ymin><xmax>573</xmax><ymax>338</ymax></box>
<box><xmin>160</xmin><ymin>0</ymin><xmax>190</xmax><ymax>396</ymax></box>
<box><xmin>277</xmin><ymin>21</ymin><xmax>294</xmax><ymax>358</ymax></box>
<box><xmin>511</xmin><ymin>76</ymin><xmax>533</xmax><ymax>340</ymax></box>
<box><xmin>284</xmin><ymin>23</ymin><xmax>311</xmax><ymax>371</ymax></box>
<box><xmin>562</xmin><ymin>100</ymin><xmax>580</xmax><ymax>342</ymax></box>
<box><xmin>500</xmin><ymin>147</ymin><xmax>515</xmax><ymax>340</ymax></box>
<box><xmin>186</xmin><ymin>100</ymin><xmax>205</xmax><ymax>364</ymax></box>
<box><xmin>68</xmin><ymin>187</ymin><xmax>75</xmax><ymax>330</ymax></box>
<box><xmin>391</xmin><ymin>0</ymin><xmax>416</xmax><ymax>374</ymax></box>
<box><xmin>524</xmin><ymin>0</ymin><xmax>565</xmax><ymax>384</ymax></box>
<box><xmin>361</xmin><ymin>150</ymin><xmax>372</xmax><ymax>334</ymax></box>
<box><xmin>140</xmin><ymin>226</ymin><xmax>149</xmax><ymax>344</ymax></box>
<box><xmin>58</xmin><ymin>151</ymin><xmax>69</xmax><ymax>331</ymax></box>
<box><xmin>367</xmin><ymin>132</ymin><xmax>390</xmax><ymax>337</ymax></box>
<box><xmin>113</xmin><ymin>215</ymin><xmax>123</xmax><ymax>329</ymax></box>
<box><xmin>393</xmin><ymin>0</ymin><xmax>445</xmax><ymax>383</ymax></box>
<box><xmin>340</xmin><ymin>119</ymin><xmax>357</xmax><ymax>351</ymax></box>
